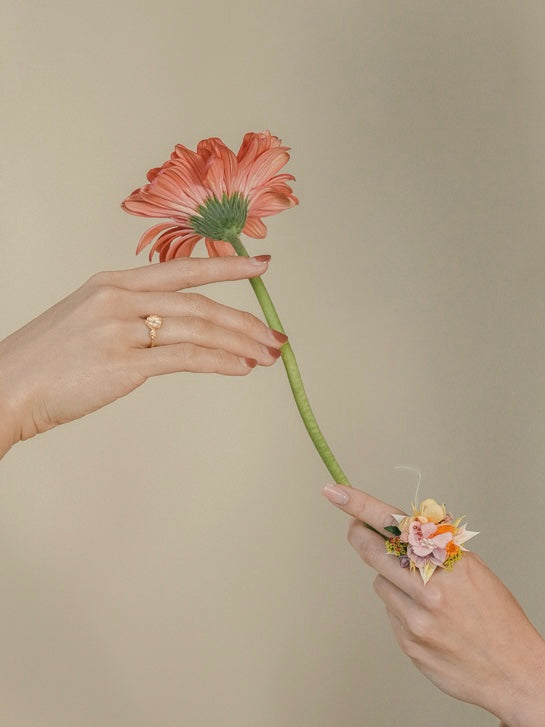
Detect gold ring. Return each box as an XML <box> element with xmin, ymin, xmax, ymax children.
<box><xmin>144</xmin><ymin>314</ymin><xmax>163</xmax><ymax>347</ymax></box>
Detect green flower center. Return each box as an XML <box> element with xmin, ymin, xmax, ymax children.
<box><xmin>189</xmin><ymin>192</ymin><xmax>248</xmax><ymax>240</ymax></box>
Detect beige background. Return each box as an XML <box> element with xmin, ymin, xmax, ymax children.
<box><xmin>1</xmin><ymin>1</ymin><xmax>545</xmax><ymax>725</ymax></box>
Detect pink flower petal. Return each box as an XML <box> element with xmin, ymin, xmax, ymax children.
<box><xmin>205</xmin><ymin>239</ymin><xmax>236</xmax><ymax>257</ymax></box>
<box><xmin>242</xmin><ymin>217</ymin><xmax>267</xmax><ymax>239</ymax></box>
<box><xmin>149</xmin><ymin>231</ymin><xmax>186</xmax><ymax>261</ymax></box>
<box><xmin>212</xmin><ymin>142</ymin><xmax>239</xmax><ymax>195</ymax></box>
<box><xmin>237</xmin><ymin>131</ymin><xmax>285</xmax><ymax>169</ymax></box>
<box><xmin>430</xmin><ymin>549</ymin><xmax>448</xmax><ymax>565</ymax></box>
<box><xmin>135</xmin><ymin>223</ymin><xmax>178</xmax><ymax>255</ymax></box>
<box><xmin>249</xmin><ymin>190</ymin><xmax>298</xmax><ymax>218</ymax></box>
<box><xmin>430</xmin><ymin>532</ymin><xmax>453</xmax><ymax>549</ymax></box>
<box><xmin>239</xmin><ymin>148</ymin><xmax>290</xmax><ymax>196</ymax></box>
<box><xmin>165</xmin><ymin>235</ymin><xmax>200</xmax><ymax>260</ymax></box>
<box><xmin>204</xmin><ymin>155</ymin><xmax>227</xmax><ymax>199</ymax></box>
<box><xmin>407</xmin><ymin>548</ymin><xmax>429</xmax><ymax>567</ymax></box>
<box><xmin>421</xmin><ymin>522</ymin><xmax>438</xmax><ymax>538</ymax></box>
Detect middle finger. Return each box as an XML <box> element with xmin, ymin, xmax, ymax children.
<box><xmin>348</xmin><ymin>519</ymin><xmax>423</xmax><ymax>601</ymax></box>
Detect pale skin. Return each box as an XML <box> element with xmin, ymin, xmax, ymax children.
<box><xmin>322</xmin><ymin>484</ymin><xmax>545</xmax><ymax>727</ymax></box>
<box><xmin>0</xmin><ymin>255</ymin><xmax>285</xmax><ymax>459</ymax></box>
<box><xmin>4</xmin><ymin>256</ymin><xmax>544</xmax><ymax>725</ymax></box>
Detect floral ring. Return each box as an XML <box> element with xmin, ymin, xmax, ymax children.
<box><xmin>144</xmin><ymin>314</ymin><xmax>163</xmax><ymax>348</ymax></box>
<box><xmin>385</xmin><ymin>498</ymin><xmax>478</xmax><ymax>584</ymax></box>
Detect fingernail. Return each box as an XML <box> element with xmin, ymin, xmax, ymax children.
<box><xmin>322</xmin><ymin>484</ymin><xmax>349</xmax><ymax>505</ymax></box>
<box><xmin>241</xmin><ymin>357</ymin><xmax>257</xmax><ymax>368</ymax></box>
<box><xmin>249</xmin><ymin>254</ymin><xmax>271</xmax><ymax>266</ymax></box>
<box><xmin>270</xmin><ymin>330</ymin><xmax>288</xmax><ymax>344</ymax></box>
<box><xmin>383</xmin><ymin>514</ymin><xmax>399</xmax><ymax>529</ymax></box>
<box><xmin>262</xmin><ymin>345</ymin><xmax>281</xmax><ymax>360</ymax></box>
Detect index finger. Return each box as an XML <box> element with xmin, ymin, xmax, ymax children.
<box><xmin>322</xmin><ymin>484</ymin><xmax>406</xmax><ymax>536</ymax></box>
<box><xmin>99</xmin><ymin>255</ymin><xmax>271</xmax><ymax>292</ymax></box>
<box><xmin>321</xmin><ymin>485</ymin><xmax>424</xmax><ymax>600</ymax></box>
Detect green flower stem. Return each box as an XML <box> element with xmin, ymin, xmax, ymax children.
<box><xmin>224</xmin><ymin>232</ymin><xmax>350</xmax><ymax>486</ymax></box>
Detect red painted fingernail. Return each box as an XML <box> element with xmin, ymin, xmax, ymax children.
<box><xmin>242</xmin><ymin>358</ymin><xmax>257</xmax><ymax>368</ymax></box>
<box><xmin>249</xmin><ymin>254</ymin><xmax>271</xmax><ymax>265</ymax></box>
<box><xmin>265</xmin><ymin>346</ymin><xmax>281</xmax><ymax>359</ymax></box>
<box><xmin>271</xmin><ymin>330</ymin><xmax>288</xmax><ymax>344</ymax></box>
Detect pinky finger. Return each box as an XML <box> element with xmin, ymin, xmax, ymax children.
<box><xmin>134</xmin><ymin>343</ymin><xmax>257</xmax><ymax>377</ymax></box>
<box><xmin>384</xmin><ymin>607</ymin><xmax>411</xmax><ymax>652</ymax></box>
<box><xmin>384</xmin><ymin>607</ymin><xmax>425</xmax><ymax>666</ymax></box>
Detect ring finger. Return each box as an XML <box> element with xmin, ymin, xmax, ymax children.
<box><xmin>347</xmin><ymin>519</ymin><xmax>423</xmax><ymax>600</ymax></box>
<box><xmin>135</xmin><ymin>315</ymin><xmax>282</xmax><ymax>366</ymax></box>
<box><xmin>131</xmin><ymin>291</ymin><xmax>288</xmax><ymax>349</ymax></box>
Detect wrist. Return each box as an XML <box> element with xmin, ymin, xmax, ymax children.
<box><xmin>493</xmin><ymin>633</ymin><xmax>545</xmax><ymax>727</ymax></box>
<box><xmin>0</xmin><ymin>338</ymin><xmax>29</xmax><ymax>459</ymax></box>
<box><xmin>0</xmin><ymin>333</ymin><xmax>42</xmax><ymax>458</ymax></box>
<box><xmin>0</xmin><ymin>395</ymin><xmax>20</xmax><ymax>459</ymax></box>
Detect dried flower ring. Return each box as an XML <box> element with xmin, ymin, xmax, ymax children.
<box><xmin>144</xmin><ymin>314</ymin><xmax>163</xmax><ymax>347</ymax></box>
<box><xmin>385</xmin><ymin>498</ymin><xmax>478</xmax><ymax>584</ymax></box>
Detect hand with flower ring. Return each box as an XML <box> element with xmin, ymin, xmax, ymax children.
<box><xmin>0</xmin><ymin>255</ymin><xmax>286</xmax><ymax>460</ymax></box>
<box><xmin>322</xmin><ymin>484</ymin><xmax>545</xmax><ymax>727</ymax></box>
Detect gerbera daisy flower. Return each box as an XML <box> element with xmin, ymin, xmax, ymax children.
<box><xmin>121</xmin><ymin>130</ymin><xmax>298</xmax><ymax>261</ymax></box>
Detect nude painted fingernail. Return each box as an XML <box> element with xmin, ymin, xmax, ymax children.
<box><xmin>383</xmin><ymin>514</ymin><xmax>399</xmax><ymax>529</ymax></box>
<box><xmin>249</xmin><ymin>254</ymin><xmax>271</xmax><ymax>265</ymax></box>
<box><xmin>322</xmin><ymin>484</ymin><xmax>349</xmax><ymax>505</ymax></box>
<box><xmin>241</xmin><ymin>358</ymin><xmax>257</xmax><ymax>368</ymax></box>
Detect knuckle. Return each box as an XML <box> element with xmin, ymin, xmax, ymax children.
<box><xmin>372</xmin><ymin>574</ymin><xmax>385</xmax><ymax>596</ymax></box>
<box><xmin>346</xmin><ymin>518</ymin><xmax>362</xmax><ymax>547</ymax></box>
<box><xmin>98</xmin><ymin>318</ymin><xmax>124</xmax><ymax>347</ymax></box>
<box><xmin>182</xmin><ymin>291</ymin><xmax>207</xmax><ymax>313</ymax></box>
<box><xmin>240</xmin><ymin>310</ymin><xmax>260</xmax><ymax>329</ymax></box>
<box><xmin>364</xmin><ymin>539</ymin><xmax>386</xmax><ymax>568</ymax></box>
<box><xmin>85</xmin><ymin>270</ymin><xmax>112</xmax><ymax>288</ymax></box>
<box><xmin>354</xmin><ymin>493</ymin><xmax>373</xmax><ymax>524</ymax></box>
<box><xmin>87</xmin><ymin>283</ymin><xmax>122</xmax><ymax>310</ymax></box>
<box><xmin>174</xmin><ymin>344</ymin><xmax>233</xmax><ymax>374</ymax></box>
<box><xmin>406</xmin><ymin>611</ymin><xmax>431</xmax><ymax>642</ymax></box>
<box><xmin>403</xmin><ymin>637</ymin><xmax>424</xmax><ymax>662</ymax></box>
<box><xmin>467</xmin><ymin>552</ymin><xmax>484</xmax><ymax>569</ymax></box>
<box><xmin>177</xmin><ymin>257</ymin><xmax>200</xmax><ymax>282</ymax></box>
<box><xmin>184</xmin><ymin>316</ymin><xmax>207</xmax><ymax>338</ymax></box>
<box><xmin>347</xmin><ymin>522</ymin><xmax>383</xmax><ymax>567</ymax></box>
<box><xmin>465</xmin><ymin>552</ymin><xmax>487</xmax><ymax>578</ymax></box>
<box><xmin>177</xmin><ymin>342</ymin><xmax>197</xmax><ymax>370</ymax></box>
<box><xmin>421</xmin><ymin>583</ymin><xmax>444</xmax><ymax>612</ymax></box>
<box><xmin>213</xmin><ymin>348</ymin><xmax>229</xmax><ymax>372</ymax></box>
